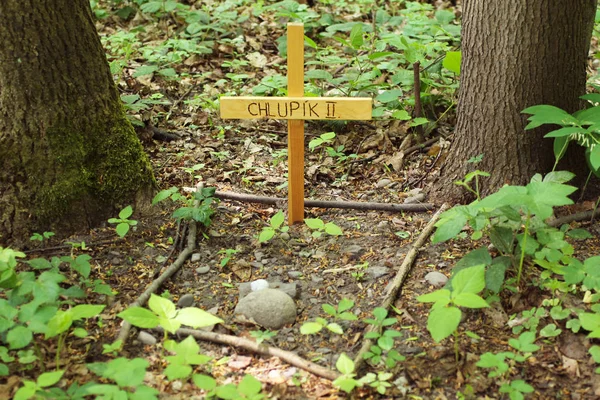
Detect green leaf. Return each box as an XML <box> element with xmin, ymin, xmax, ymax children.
<box><xmin>7</xmin><ymin>326</ymin><xmax>33</xmax><ymax>349</ymax></box>
<box><xmin>165</xmin><ymin>364</ymin><xmax>192</xmax><ymax>381</ymax></box>
<box><xmin>152</xmin><ymin>187</ymin><xmax>178</xmax><ymax>205</ymax></box>
<box><xmin>452</xmin><ymin>293</ymin><xmax>489</xmax><ymax>309</ymax></box>
<box><xmin>427</xmin><ymin>306</ymin><xmax>460</xmax><ymax>343</ymax></box>
<box><xmin>270</xmin><ymin>211</ymin><xmax>285</xmax><ymax>229</ymax></box>
<box><xmin>442</xmin><ymin>51</ymin><xmax>461</xmax><ymax>74</ymax></box>
<box><xmin>433</xmin><ymin>209</ymin><xmax>468</xmax><ymax>243</ymax></box>
<box><xmin>589</xmin><ymin>345</ymin><xmax>600</xmax><ymax>363</ymax></box>
<box><xmin>148</xmin><ymin>294</ymin><xmax>176</xmax><ymax>319</ymax></box>
<box><xmin>322</xmin><ymin>304</ymin><xmax>336</xmax><ymax>316</ymax></box>
<box><xmin>46</xmin><ymin>311</ymin><xmax>73</xmax><ymax>338</ymax></box>
<box><xmin>258</xmin><ymin>227</ymin><xmax>275</xmax><ymax>243</ymax></box>
<box><xmin>324</xmin><ymin>222</ymin><xmax>343</xmax><ymax>236</ymax></box>
<box><xmin>338</xmin><ymin>298</ymin><xmax>354</xmax><ymax>313</ymax></box>
<box><xmin>116</xmin><ymin>223</ymin><xmax>130</xmax><ymax>238</ymax></box>
<box><xmin>238</xmin><ymin>375</ymin><xmax>262</xmax><ymax>396</ymax></box>
<box><xmin>588</xmin><ymin>145</ymin><xmax>600</xmax><ymax>173</ymax></box>
<box><xmin>192</xmin><ymin>374</ymin><xmax>217</xmax><ymax>391</ymax></box>
<box><xmin>133</xmin><ymin>65</ymin><xmax>158</xmax><ymax>77</ymax></box>
<box><xmin>304</xmin><ymin>218</ymin><xmax>325</xmax><ymax>230</ymax></box>
<box><xmin>567</xmin><ymin>228</ymin><xmax>593</xmax><ymax>240</ymax></box>
<box><xmin>37</xmin><ymin>370</ymin><xmax>65</xmax><ymax>387</ymax></box>
<box><xmin>300</xmin><ymin>322</ymin><xmax>323</xmax><ymax>335</ymax></box>
<box><xmin>544</xmin><ymin>127</ymin><xmax>587</xmax><ymax>138</ymax></box>
<box><xmin>349</xmin><ymin>23</ymin><xmax>364</xmax><ymax>49</ymax></box>
<box><xmin>70</xmin><ymin>304</ymin><xmax>105</xmax><ymax>320</ymax></box>
<box><xmin>376</xmin><ymin>89</ymin><xmax>403</xmax><ymax>103</ymax></box>
<box><xmin>553</xmin><ymin>136</ymin><xmax>570</xmax><ymax>161</ymax></box>
<box><xmin>417</xmin><ymin>289</ymin><xmax>451</xmax><ymax>304</ymax></box>
<box><xmin>175</xmin><ymin>308</ymin><xmax>223</xmax><ymax>328</ymax></box>
<box><xmin>326</xmin><ymin>322</ymin><xmax>344</xmax><ymax>335</ymax></box>
<box><xmin>14</xmin><ymin>381</ymin><xmax>37</xmax><ymax>400</ymax></box>
<box><xmin>452</xmin><ymin>265</ymin><xmax>486</xmax><ymax>295</ymax></box>
<box><xmin>522</xmin><ymin>105</ymin><xmax>578</xmax><ymax>129</ymax></box>
<box><xmin>27</xmin><ymin>258</ymin><xmax>53</xmax><ymax>270</ymax></box>
<box><xmin>335</xmin><ymin>353</ymin><xmax>355</xmax><ymax>375</ymax></box>
<box><xmin>540</xmin><ymin>323</ymin><xmax>561</xmax><ymax>337</ymax></box>
<box><xmin>117</xmin><ymin>307</ymin><xmax>160</xmax><ymax>329</ymax></box>
<box><xmin>119</xmin><ymin>205</ymin><xmax>133</xmax><ymax>219</ymax></box>
<box><xmin>580</xmin><ymin>313</ymin><xmax>600</xmax><ymax>333</ymax></box>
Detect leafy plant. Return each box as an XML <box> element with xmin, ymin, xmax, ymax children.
<box><xmin>86</xmin><ymin>357</ymin><xmax>159</xmax><ymax>399</ymax></box>
<box><xmin>249</xmin><ymin>329</ymin><xmax>277</xmax><ymax>345</ymax></box>
<box><xmin>118</xmin><ymin>293</ymin><xmax>224</xmax><ymax>337</ymax></box>
<box><xmin>30</xmin><ymin>231</ymin><xmax>55</xmax><ymax>242</ymax></box>
<box><xmin>258</xmin><ymin>210</ymin><xmax>289</xmax><ymax>243</ymax></box>
<box><xmin>163</xmin><ymin>335</ymin><xmax>212</xmax><ymax>381</ymax></box>
<box><xmin>108</xmin><ymin>205</ymin><xmax>137</xmax><ymax>238</ymax></box>
<box><xmin>304</xmin><ymin>218</ymin><xmax>343</xmax><ymax>238</ymax></box>
<box><xmin>417</xmin><ymin>265</ymin><xmax>489</xmax><ymax>360</ymax></box>
<box><xmin>153</xmin><ymin>186</ymin><xmax>219</xmax><ymax>227</ymax></box>
<box><xmin>301</xmin><ymin>298</ymin><xmax>357</xmax><ymax>335</ymax></box>
<box><xmin>218</xmin><ymin>248</ymin><xmax>239</xmax><ymax>268</ymax></box>
<box><xmin>193</xmin><ymin>373</ymin><xmax>265</xmax><ymax>399</ymax></box>
<box><xmin>363</xmin><ymin>307</ymin><xmax>405</xmax><ymax>368</ymax></box>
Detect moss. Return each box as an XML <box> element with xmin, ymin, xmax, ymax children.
<box><xmin>31</xmin><ymin>107</ymin><xmax>155</xmax><ymax>226</ymax></box>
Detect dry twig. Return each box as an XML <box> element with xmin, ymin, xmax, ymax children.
<box><xmin>352</xmin><ymin>203</ymin><xmax>450</xmax><ymax>372</ymax></box>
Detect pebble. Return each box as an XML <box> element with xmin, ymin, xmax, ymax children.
<box><xmin>177</xmin><ymin>293</ymin><xmax>195</xmax><ymax>308</ymax></box>
<box><xmin>279</xmin><ymin>232</ymin><xmax>290</xmax><ymax>240</ymax></box>
<box><xmin>367</xmin><ymin>266</ymin><xmax>390</xmax><ymax>279</ymax></box>
<box><xmin>311</xmin><ymin>275</ymin><xmax>324</xmax><ymax>283</ymax></box>
<box><xmin>171</xmin><ymin>381</ymin><xmax>183</xmax><ymax>391</ymax></box>
<box><xmin>234</xmin><ymin>289</ymin><xmax>297</xmax><ymax>330</ymax></box>
<box><xmin>254</xmin><ymin>251</ymin><xmax>264</xmax><ymax>262</ymax></box>
<box><xmin>250</xmin><ymin>279</ymin><xmax>270</xmax><ymax>292</ymax></box>
<box><xmin>376</xmin><ymin>178</ymin><xmax>392</xmax><ymax>188</ymax></box>
<box><xmin>341</xmin><ymin>244</ymin><xmax>364</xmax><ymax>259</ymax></box>
<box><xmin>250</xmin><ymin>261</ymin><xmax>263</xmax><ymax>269</ymax></box>
<box><xmin>138</xmin><ymin>331</ymin><xmax>157</xmax><ymax>346</ymax></box>
<box><xmin>404</xmin><ymin>193</ymin><xmax>426</xmax><ymax>204</ymax></box>
<box><xmin>191</xmin><ymin>253</ymin><xmax>201</xmax><ymax>262</ymax></box>
<box><xmin>287</xmin><ymin>271</ymin><xmax>303</xmax><ymax>278</ymax></box>
<box><xmin>425</xmin><ymin>271</ymin><xmax>448</xmax><ymax>287</ymax></box>
<box><xmin>270</xmin><ymin>282</ymin><xmax>298</xmax><ymax>299</ymax></box>
<box><xmin>195</xmin><ymin>266</ymin><xmax>210</xmax><ymax>275</ymax></box>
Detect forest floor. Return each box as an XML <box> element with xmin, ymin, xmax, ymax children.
<box><xmin>6</xmin><ymin>1</ymin><xmax>600</xmax><ymax>399</ymax></box>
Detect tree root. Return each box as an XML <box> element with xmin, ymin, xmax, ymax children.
<box><xmin>547</xmin><ymin>208</ymin><xmax>600</xmax><ymax>227</ymax></box>
<box><xmin>352</xmin><ymin>203</ymin><xmax>450</xmax><ymax>372</ymax></box>
<box><xmin>153</xmin><ymin>326</ymin><xmax>340</xmax><ymax>381</ymax></box>
<box><xmin>117</xmin><ymin>184</ymin><xmax>204</xmax><ymax>343</ymax></box>
<box><xmin>209</xmin><ymin>190</ymin><xmax>435</xmax><ymax>213</ymax></box>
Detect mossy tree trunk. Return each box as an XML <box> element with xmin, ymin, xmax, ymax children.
<box><xmin>0</xmin><ymin>0</ymin><xmax>155</xmax><ymax>245</ymax></box>
<box><xmin>432</xmin><ymin>0</ymin><xmax>596</xmax><ymax>203</ymax></box>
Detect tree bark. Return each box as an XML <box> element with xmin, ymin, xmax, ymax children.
<box><xmin>432</xmin><ymin>0</ymin><xmax>597</xmax><ymax>203</ymax></box>
<box><xmin>0</xmin><ymin>0</ymin><xmax>155</xmax><ymax>245</ymax></box>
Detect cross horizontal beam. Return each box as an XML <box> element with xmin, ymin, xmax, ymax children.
<box><xmin>220</xmin><ymin>96</ymin><xmax>372</xmax><ymax>120</ymax></box>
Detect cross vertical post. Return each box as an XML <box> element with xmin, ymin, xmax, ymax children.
<box><xmin>286</xmin><ymin>23</ymin><xmax>305</xmax><ymax>224</ymax></box>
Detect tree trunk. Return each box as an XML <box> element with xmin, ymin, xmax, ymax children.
<box><xmin>0</xmin><ymin>0</ymin><xmax>155</xmax><ymax>245</ymax></box>
<box><xmin>432</xmin><ymin>0</ymin><xmax>597</xmax><ymax>203</ymax></box>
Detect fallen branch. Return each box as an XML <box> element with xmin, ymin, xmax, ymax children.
<box><xmin>352</xmin><ymin>203</ymin><xmax>450</xmax><ymax>372</ymax></box>
<box><xmin>154</xmin><ymin>327</ymin><xmax>340</xmax><ymax>381</ymax></box>
<box><xmin>547</xmin><ymin>208</ymin><xmax>600</xmax><ymax>227</ymax></box>
<box><xmin>117</xmin><ymin>185</ymin><xmax>203</xmax><ymax>343</ymax></box>
<box><xmin>207</xmin><ymin>190</ymin><xmax>435</xmax><ymax>213</ymax></box>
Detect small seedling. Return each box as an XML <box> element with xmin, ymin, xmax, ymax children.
<box><xmin>258</xmin><ymin>210</ymin><xmax>289</xmax><ymax>243</ymax></box>
<box><xmin>102</xmin><ymin>340</ymin><xmax>123</xmax><ymax>356</ymax></box>
<box><xmin>108</xmin><ymin>205</ymin><xmax>137</xmax><ymax>238</ymax></box>
<box><xmin>250</xmin><ymin>330</ymin><xmax>277</xmax><ymax>345</ymax></box>
<box><xmin>309</xmin><ymin>131</ymin><xmax>336</xmax><ymax>151</ymax></box>
<box><xmin>218</xmin><ymin>248</ymin><xmax>239</xmax><ymax>268</ymax></box>
<box><xmin>304</xmin><ymin>218</ymin><xmax>343</xmax><ymax>238</ymax></box>
<box><xmin>30</xmin><ymin>232</ymin><xmax>55</xmax><ymax>242</ymax></box>
<box><xmin>301</xmin><ymin>299</ymin><xmax>357</xmax><ymax>335</ymax></box>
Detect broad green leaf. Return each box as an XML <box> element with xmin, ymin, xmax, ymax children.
<box><xmin>567</xmin><ymin>228</ymin><xmax>593</xmax><ymax>240</ymax></box>
<box><xmin>580</xmin><ymin>313</ymin><xmax>600</xmax><ymax>332</ymax></box>
<box><xmin>304</xmin><ymin>218</ymin><xmax>325</xmax><ymax>230</ymax></box>
<box><xmin>175</xmin><ymin>308</ymin><xmax>223</xmax><ymax>328</ymax></box>
<box><xmin>451</xmin><ymin>265</ymin><xmax>486</xmax><ymax>295</ymax></box>
<box><xmin>70</xmin><ymin>304</ymin><xmax>105</xmax><ymax>320</ymax></box>
<box><xmin>452</xmin><ymin>293</ymin><xmax>489</xmax><ymax>309</ymax></box>
<box><xmin>376</xmin><ymin>89</ymin><xmax>403</xmax><ymax>103</ymax></box>
<box><xmin>392</xmin><ymin>110</ymin><xmax>411</xmax><ymax>120</ymax></box>
<box><xmin>258</xmin><ymin>228</ymin><xmax>275</xmax><ymax>243</ymax></box>
<box><xmin>116</xmin><ymin>223</ymin><xmax>130</xmax><ymax>238</ymax></box>
<box><xmin>349</xmin><ymin>23</ymin><xmax>364</xmax><ymax>49</ymax></box>
<box><xmin>238</xmin><ymin>375</ymin><xmax>262</xmax><ymax>396</ymax></box>
<box><xmin>427</xmin><ymin>306</ymin><xmax>460</xmax><ymax>343</ymax></box>
<box><xmin>7</xmin><ymin>326</ymin><xmax>33</xmax><ymax>349</ymax></box>
<box><xmin>300</xmin><ymin>322</ymin><xmax>323</xmax><ymax>335</ymax></box>
<box><xmin>553</xmin><ymin>137</ymin><xmax>570</xmax><ymax>161</ymax></box>
<box><xmin>322</xmin><ymin>304</ymin><xmax>336</xmax><ymax>316</ymax></box>
<box><xmin>152</xmin><ymin>187</ymin><xmax>178</xmax><ymax>205</ymax></box>
<box><xmin>158</xmin><ymin>317</ymin><xmax>181</xmax><ymax>334</ymax></box>
<box><xmin>192</xmin><ymin>374</ymin><xmax>217</xmax><ymax>391</ymax></box>
<box><xmin>338</xmin><ymin>298</ymin><xmax>354</xmax><ymax>313</ymax></box>
<box><xmin>417</xmin><ymin>289</ymin><xmax>450</xmax><ymax>304</ymax></box>
<box><xmin>164</xmin><ymin>364</ymin><xmax>192</xmax><ymax>381</ymax></box>
<box><xmin>587</xmin><ymin>145</ymin><xmax>600</xmax><ymax>172</ymax></box>
<box><xmin>326</xmin><ymin>322</ymin><xmax>344</xmax><ymax>335</ymax></box>
<box><xmin>335</xmin><ymin>353</ymin><xmax>355</xmax><ymax>375</ymax></box>
<box><xmin>148</xmin><ymin>294</ymin><xmax>176</xmax><ymax>319</ymax></box>
<box><xmin>543</xmin><ymin>170</ymin><xmax>575</xmax><ymax>184</ymax></box>
<box><xmin>27</xmin><ymin>258</ymin><xmax>52</xmax><ymax>270</ymax></box>
<box><xmin>544</xmin><ymin>127</ymin><xmax>587</xmax><ymax>138</ymax></box>
<box><xmin>46</xmin><ymin>311</ymin><xmax>73</xmax><ymax>338</ymax></box>
<box><xmin>270</xmin><ymin>211</ymin><xmax>285</xmax><ymax>229</ymax></box>
<box><xmin>486</xmin><ymin>259</ymin><xmax>508</xmax><ymax>293</ymax></box>
<box><xmin>133</xmin><ymin>65</ymin><xmax>158</xmax><ymax>77</ymax></box>
<box><xmin>589</xmin><ymin>345</ymin><xmax>600</xmax><ymax>363</ymax></box>
<box><xmin>522</xmin><ymin>105</ymin><xmax>578</xmax><ymax>129</ymax></box>
<box><xmin>324</xmin><ymin>222</ymin><xmax>343</xmax><ymax>236</ymax></box>
<box><xmin>117</xmin><ymin>307</ymin><xmax>160</xmax><ymax>329</ymax></box>
<box><xmin>442</xmin><ymin>51</ymin><xmax>461</xmax><ymax>74</ymax></box>
<box><xmin>119</xmin><ymin>205</ymin><xmax>133</xmax><ymax>219</ymax></box>
<box><xmin>37</xmin><ymin>370</ymin><xmax>65</xmax><ymax>387</ymax></box>
<box><xmin>14</xmin><ymin>382</ymin><xmax>37</xmax><ymax>400</ymax></box>
<box><xmin>540</xmin><ymin>323</ymin><xmax>561</xmax><ymax>337</ymax></box>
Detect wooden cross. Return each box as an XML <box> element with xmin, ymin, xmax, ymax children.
<box><xmin>220</xmin><ymin>23</ymin><xmax>372</xmax><ymax>224</ymax></box>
